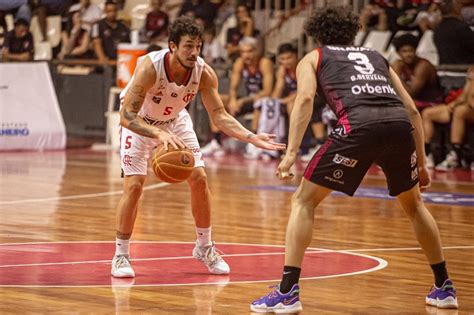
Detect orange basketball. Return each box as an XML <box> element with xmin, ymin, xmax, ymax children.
<box><xmin>151</xmin><ymin>145</ymin><xmax>195</xmax><ymax>183</ymax></box>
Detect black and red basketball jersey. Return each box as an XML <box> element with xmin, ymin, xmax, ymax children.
<box><xmin>316</xmin><ymin>46</ymin><xmax>410</xmax><ymax>135</ymax></box>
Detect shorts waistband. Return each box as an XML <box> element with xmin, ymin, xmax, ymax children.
<box><xmin>142</xmin><ymin>115</ymin><xmax>176</xmax><ymax>126</ymax></box>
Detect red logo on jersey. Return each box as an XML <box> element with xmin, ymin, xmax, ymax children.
<box><xmin>122</xmin><ymin>154</ymin><xmax>132</xmax><ymax>166</ymax></box>
<box><xmin>183</xmin><ymin>93</ymin><xmax>195</xmax><ymax>103</ymax></box>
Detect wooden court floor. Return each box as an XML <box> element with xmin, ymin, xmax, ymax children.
<box><xmin>0</xmin><ymin>149</ymin><xmax>472</xmax><ymax>314</ymax></box>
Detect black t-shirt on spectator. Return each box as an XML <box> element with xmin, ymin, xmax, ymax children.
<box><xmin>3</xmin><ymin>30</ymin><xmax>34</xmax><ymax>55</ymax></box>
<box><xmin>434</xmin><ymin>17</ymin><xmax>474</xmax><ymax>64</ymax></box>
<box><xmin>91</xmin><ymin>19</ymin><xmax>130</xmax><ymax>59</ymax></box>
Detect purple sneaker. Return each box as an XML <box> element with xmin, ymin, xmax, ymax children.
<box><xmin>250</xmin><ymin>284</ymin><xmax>302</xmax><ymax>313</ymax></box>
<box><xmin>426</xmin><ymin>279</ymin><xmax>458</xmax><ymax>309</ymax></box>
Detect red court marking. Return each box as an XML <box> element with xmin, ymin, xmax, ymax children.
<box><xmin>0</xmin><ymin>242</ymin><xmax>386</xmax><ymax>287</ymax></box>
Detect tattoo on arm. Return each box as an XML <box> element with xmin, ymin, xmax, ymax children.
<box><xmin>131</xmin><ymin>85</ymin><xmax>145</xmax><ymax>95</ymax></box>
<box><xmin>212</xmin><ymin>106</ymin><xmax>225</xmax><ymax>112</ymax></box>
<box><xmin>132</xmin><ymin>100</ymin><xmax>141</xmax><ymax>111</ymax></box>
<box><xmin>123</xmin><ymin>110</ymin><xmax>158</xmax><ymax>138</ymax></box>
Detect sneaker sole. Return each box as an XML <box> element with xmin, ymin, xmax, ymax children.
<box><xmin>437</xmin><ymin>297</ymin><xmax>458</xmax><ymax>309</ymax></box>
<box><xmin>250</xmin><ymin>301</ymin><xmax>303</xmax><ymax>313</ymax></box>
<box><xmin>111</xmin><ymin>270</ymin><xmax>135</xmax><ymax>278</ymax></box>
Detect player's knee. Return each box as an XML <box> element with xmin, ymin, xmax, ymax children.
<box><xmin>124</xmin><ymin>181</ymin><xmax>144</xmax><ymax>197</ymax></box>
<box><xmin>292</xmin><ymin>188</ymin><xmax>317</xmax><ymax>209</ymax></box>
<box><xmin>188</xmin><ymin>170</ymin><xmax>208</xmax><ymax>189</ymax></box>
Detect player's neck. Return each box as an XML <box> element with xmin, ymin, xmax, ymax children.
<box><xmin>166</xmin><ymin>52</ymin><xmax>192</xmax><ymax>85</ymax></box>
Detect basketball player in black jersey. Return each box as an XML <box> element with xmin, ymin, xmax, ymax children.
<box><xmin>251</xmin><ymin>7</ymin><xmax>458</xmax><ymax>313</ymax></box>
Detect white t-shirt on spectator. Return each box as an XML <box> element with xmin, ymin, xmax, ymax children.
<box><xmin>70</xmin><ymin>3</ymin><xmax>102</xmax><ymax>30</ymax></box>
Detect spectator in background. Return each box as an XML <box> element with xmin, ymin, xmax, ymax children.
<box><xmin>415</xmin><ymin>0</ymin><xmax>443</xmax><ymax>32</ymax></box>
<box><xmin>33</xmin><ymin>0</ymin><xmax>72</xmax><ymax>42</ymax></box>
<box><xmin>202</xmin><ymin>36</ymin><xmax>273</xmax><ymax>157</ymax></box>
<box><xmin>0</xmin><ymin>1</ymin><xmax>31</xmax><ymax>33</ymax></box>
<box><xmin>225</xmin><ymin>3</ymin><xmax>260</xmax><ymax>61</ymax></box>
<box><xmin>92</xmin><ymin>0</ymin><xmax>130</xmax><ymax>63</ymax></box>
<box><xmin>422</xmin><ymin>67</ymin><xmax>474</xmax><ymax>170</ymax></box>
<box><xmin>391</xmin><ymin>34</ymin><xmax>443</xmax><ymax>111</ymax></box>
<box><xmin>179</xmin><ymin>0</ymin><xmax>219</xmax><ymax>27</ymax></box>
<box><xmin>201</xmin><ymin>26</ymin><xmax>225</xmax><ymax>65</ymax></box>
<box><xmin>69</xmin><ymin>0</ymin><xmax>102</xmax><ymax>31</ymax></box>
<box><xmin>58</xmin><ymin>10</ymin><xmax>92</xmax><ymax>60</ymax></box>
<box><xmin>434</xmin><ymin>0</ymin><xmax>474</xmax><ymax>64</ymax></box>
<box><xmin>144</xmin><ymin>0</ymin><xmax>169</xmax><ymax>41</ymax></box>
<box><xmin>1</xmin><ymin>18</ymin><xmax>33</xmax><ymax>61</ymax></box>
<box><xmin>359</xmin><ymin>0</ymin><xmax>389</xmax><ymax>32</ymax></box>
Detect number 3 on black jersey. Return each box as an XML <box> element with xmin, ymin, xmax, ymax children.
<box><xmin>347</xmin><ymin>52</ymin><xmax>375</xmax><ymax>75</ymax></box>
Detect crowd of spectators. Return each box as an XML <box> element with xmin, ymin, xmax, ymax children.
<box><xmin>0</xmin><ymin>0</ymin><xmax>472</xmax><ymax>169</ymax></box>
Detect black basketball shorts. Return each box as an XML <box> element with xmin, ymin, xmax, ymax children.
<box><xmin>303</xmin><ymin>121</ymin><xmax>419</xmax><ymax>196</ymax></box>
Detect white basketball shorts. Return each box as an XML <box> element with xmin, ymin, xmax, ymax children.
<box><xmin>120</xmin><ymin>110</ymin><xmax>204</xmax><ymax>176</ymax></box>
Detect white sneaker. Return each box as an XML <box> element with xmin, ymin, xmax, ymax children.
<box><xmin>243</xmin><ymin>143</ymin><xmax>262</xmax><ymax>160</ymax></box>
<box><xmin>435</xmin><ymin>151</ymin><xmax>458</xmax><ymax>171</ymax></box>
<box><xmin>192</xmin><ymin>241</ymin><xmax>230</xmax><ymax>275</ymax></box>
<box><xmin>426</xmin><ymin>153</ymin><xmax>435</xmax><ymax>169</ymax></box>
<box><xmin>201</xmin><ymin>139</ymin><xmax>225</xmax><ymax>157</ymax></box>
<box><xmin>300</xmin><ymin>145</ymin><xmax>321</xmax><ymax>162</ymax></box>
<box><xmin>111</xmin><ymin>255</ymin><xmax>135</xmax><ymax>278</ymax></box>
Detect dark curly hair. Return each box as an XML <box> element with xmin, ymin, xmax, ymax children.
<box><xmin>392</xmin><ymin>34</ymin><xmax>419</xmax><ymax>51</ymax></box>
<box><xmin>304</xmin><ymin>7</ymin><xmax>360</xmax><ymax>46</ymax></box>
<box><xmin>168</xmin><ymin>16</ymin><xmax>203</xmax><ymax>46</ymax></box>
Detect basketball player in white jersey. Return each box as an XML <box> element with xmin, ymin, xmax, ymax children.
<box><xmin>112</xmin><ymin>16</ymin><xmax>285</xmax><ymax>277</ymax></box>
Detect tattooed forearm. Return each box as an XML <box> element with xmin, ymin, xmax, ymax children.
<box><xmin>122</xmin><ymin>110</ymin><xmax>158</xmax><ymax>138</ymax></box>
<box><xmin>132</xmin><ymin>100</ymin><xmax>141</xmax><ymax>111</ymax></box>
<box><xmin>128</xmin><ymin>121</ymin><xmax>159</xmax><ymax>138</ymax></box>
<box><xmin>212</xmin><ymin>106</ymin><xmax>225</xmax><ymax>112</ymax></box>
<box><xmin>130</xmin><ymin>85</ymin><xmax>145</xmax><ymax>97</ymax></box>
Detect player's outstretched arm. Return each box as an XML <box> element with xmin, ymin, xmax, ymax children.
<box><xmin>120</xmin><ymin>57</ymin><xmax>185</xmax><ymax>149</ymax></box>
<box><xmin>200</xmin><ymin>64</ymin><xmax>286</xmax><ymax>151</ymax></box>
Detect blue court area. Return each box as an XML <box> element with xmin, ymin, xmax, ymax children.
<box><xmin>242</xmin><ymin>186</ymin><xmax>474</xmax><ymax>207</ymax></box>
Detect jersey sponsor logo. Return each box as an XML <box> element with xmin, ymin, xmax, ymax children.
<box><xmin>190</xmin><ymin>147</ymin><xmax>201</xmax><ymax>154</ymax></box>
<box><xmin>333</xmin><ymin>169</ymin><xmax>344</xmax><ymax>179</ymax></box>
<box><xmin>182</xmin><ymin>92</ymin><xmax>195</xmax><ymax>103</ymax></box>
<box><xmin>122</xmin><ymin>154</ymin><xmax>132</xmax><ymax>166</ymax></box>
<box><xmin>351</xmin><ymin>83</ymin><xmax>396</xmax><ymax>96</ymax></box>
<box><xmin>332</xmin><ymin>125</ymin><xmax>348</xmax><ymax>138</ymax></box>
<box><xmin>152</xmin><ymin>96</ymin><xmax>162</xmax><ymax>104</ymax></box>
<box><xmin>410</xmin><ymin>151</ymin><xmax>417</xmax><ymax>168</ymax></box>
<box><xmin>333</xmin><ymin>154</ymin><xmax>358</xmax><ymax>168</ymax></box>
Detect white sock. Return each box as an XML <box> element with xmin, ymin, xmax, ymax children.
<box><xmin>115</xmin><ymin>238</ymin><xmax>130</xmax><ymax>256</ymax></box>
<box><xmin>196</xmin><ymin>227</ymin><xmax>212</xmax><ymax>247</ymax></box>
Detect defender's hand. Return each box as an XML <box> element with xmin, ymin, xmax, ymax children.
<box><xmin>276</xmin><ymin>153</ymin><xmax>296</xmax><ymax>180</ymax></box>
<box><xmin>418</xmin><ymin>165</ymin><xmax>431</xmax><ymax>192</ymax></box>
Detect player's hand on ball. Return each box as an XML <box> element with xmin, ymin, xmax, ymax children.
<box><xmin>155</xmin><ymin>130</ymin><xmax>186</xmax><ymax>150</ymax></box>
<box><xmin>250</xmin><ymin>133</ymin><xmax>286</xmax><ymax>151</ymax></box>
<box><xmin>276</xmin><ymin>153</ymin><xmax>296</xmax><ymax>180</ymax></box>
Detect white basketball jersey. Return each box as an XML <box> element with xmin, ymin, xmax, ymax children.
<box><xmin>120</xmin><ymin>49</ymin><xmax>205</xmax><ymax>122</ymax></box>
